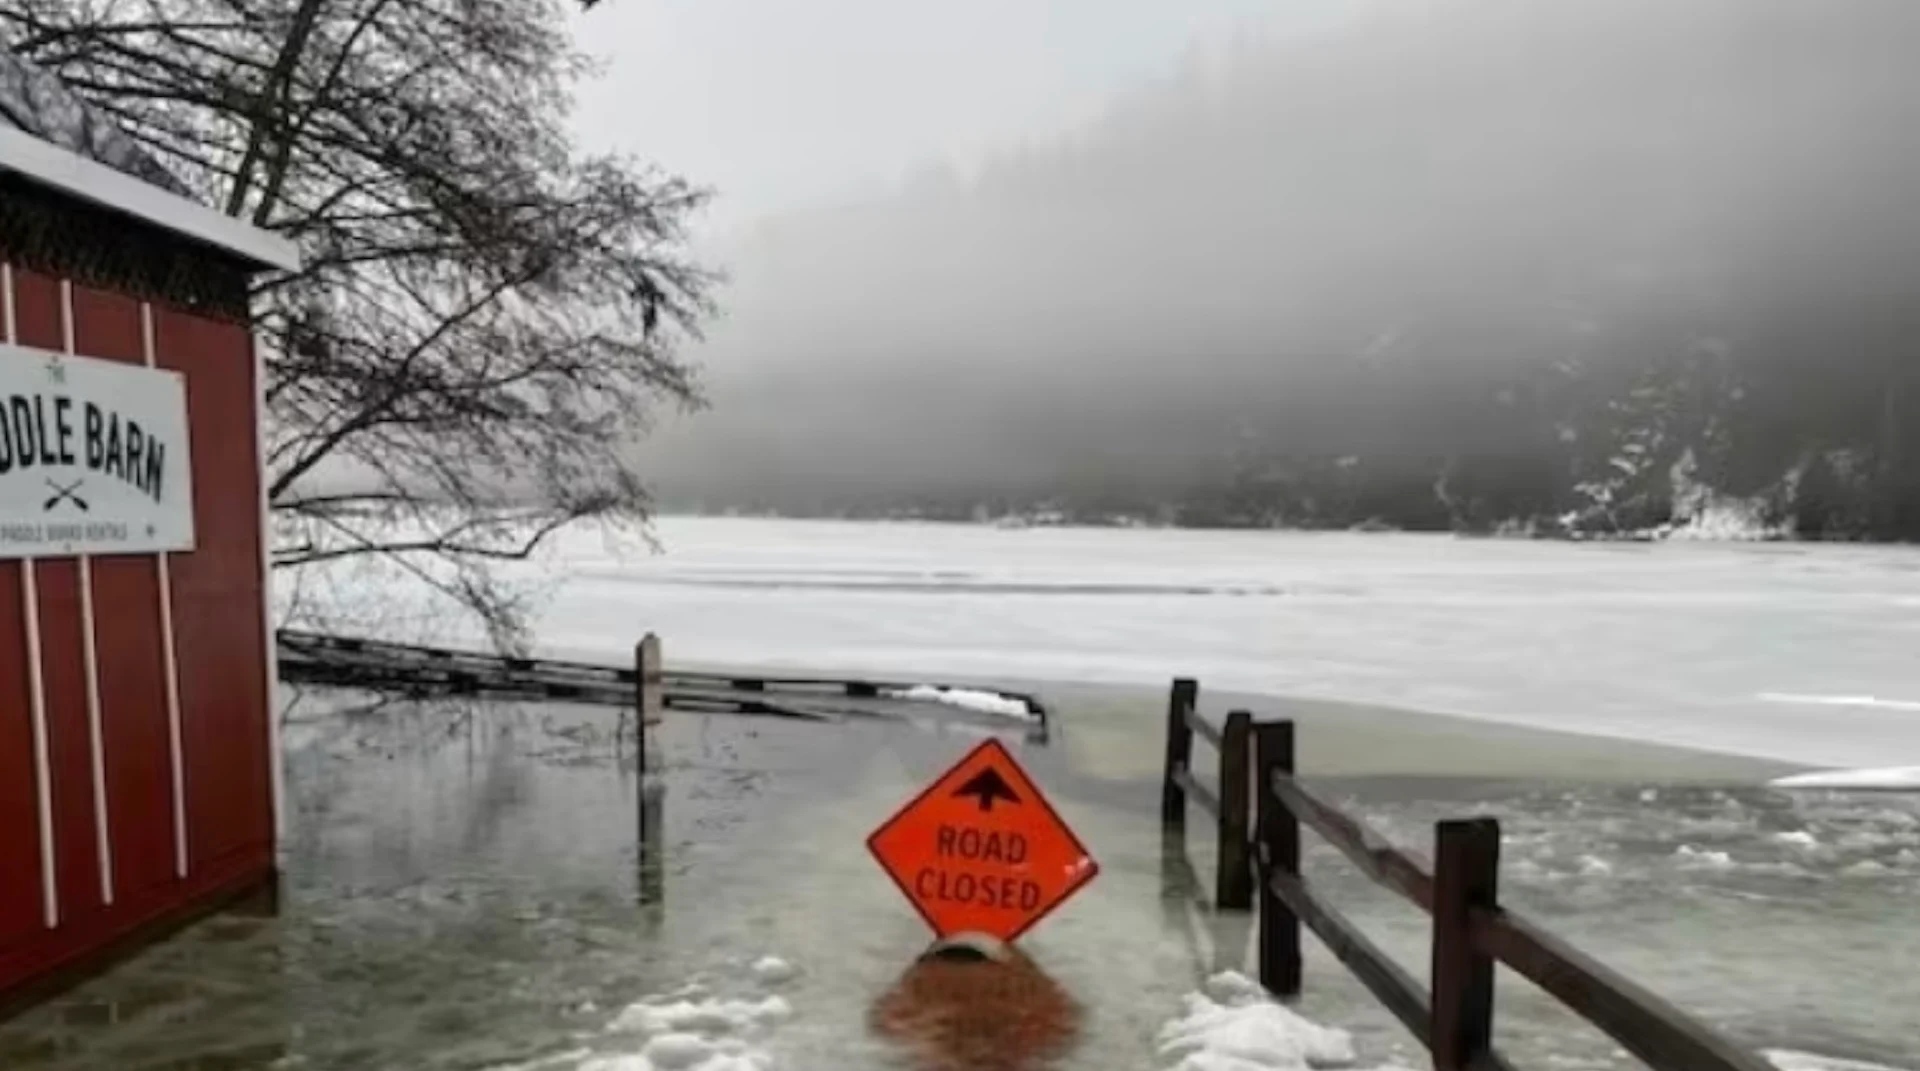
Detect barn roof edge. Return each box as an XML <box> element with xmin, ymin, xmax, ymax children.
<box><xmin>1</xmin><ymin>124</ymin><xmax>301</xmax><ymax>274</ymax></box>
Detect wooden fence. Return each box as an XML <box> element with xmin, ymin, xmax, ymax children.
<box><xmin>1161</xmin><ymin>679</ymin><xmax>1778</xmax><ymax>1071</ymax></box>
<box><xmin>276</xmin><ymin>627</ymin><xmax>1050</xmax><ymax>730</ymax></box>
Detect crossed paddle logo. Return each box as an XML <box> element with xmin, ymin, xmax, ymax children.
<box><xmin>42</xmin><ymin>478</ymin><xmax>89</xmax><ymax>513</ymax></box>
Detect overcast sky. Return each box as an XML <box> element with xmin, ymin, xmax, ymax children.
<box><xmin>567</xmin><ymin>0</ymin><xmax>1350</xmax><ymax>235</ymax></box>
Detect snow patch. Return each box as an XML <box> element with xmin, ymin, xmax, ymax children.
<box><xmin>608</xmin><ymin>996</ymin><xmax>791</xmax><ymax>1037</ymax></box>
<box><xmin>1576</xmin><ymin>855</ymin><xmax>1613</xmax><ymax>876</ymax></box>
<box><xmin>574</xmin><ymin>957</ymin><xmax>795</xmax><ymax>1071</ymax></box>
<box><xmin>1770</xmin><ymin>831</ymin><xmax>1820</xmax><ymax>850</ymax></box>
<box><xmin>887</xmin><ymin>684</ymin><xmax>1036</xmax><ymax>720</ymax></box>
<box><xmin>1659</xmin><ymin>501</ymin><xmax>1784</xmax><ymax>542</ymax></box>
<box><xmin>1157</xmin><ymin>970</ymin><xmax>1399</xmax><ymax>1071</ymax></box>
<box><xmin>1660</xmin><ymin>458</ymin><xmax>1788</xmax><ymax>542</ymax></box>
<box><xmin>1769</xmin><ymin>767</ymin><xmax>1920</xmax><ymax>791</ymax></box>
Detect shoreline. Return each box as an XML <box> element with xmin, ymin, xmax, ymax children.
<box><xmin>600</xmin><ymin>653</ymin><xmax>1805</xmax><ymax>786</ymax></box>
<box><xmin>644</xmin><ymin>509</ymin><xmax>1829</xmax><ymax>545</ymax></box>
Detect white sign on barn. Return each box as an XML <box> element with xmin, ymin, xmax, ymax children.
<box><xmin>0</xmin><ymin>342</ymin><xmax>195</xmax><ymax>557</ymax></box>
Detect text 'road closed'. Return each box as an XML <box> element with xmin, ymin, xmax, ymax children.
<box><xmin>867</xmin><ymin>739</ymin><xmax>1098</xmax><ymax>942</ymax></box>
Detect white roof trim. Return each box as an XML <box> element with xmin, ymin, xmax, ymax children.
<box><xmin>0</xmin><ymin>124</ymin><xmax>300</xmax><ymax>273</ymax></box>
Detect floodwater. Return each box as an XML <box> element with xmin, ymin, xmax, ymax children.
<box><xmin>9</xmin><ymin>518</ymin><xmax>1919</xmax><ymax>1069</ymax></box>
<box><xmin>1294</xmin><ymin>782</ymin><xmax>1920</xmax><ymax>1071</ymax></box>
<box><xmin>0</xmin><ymin>693</ymin><xmax>1215</xmax><ymax>1071</ymax></box>
<box><xmin>1</xmin><ymin>688</ymin><xmax>1914</xmax><ymax>1071</ymax></box>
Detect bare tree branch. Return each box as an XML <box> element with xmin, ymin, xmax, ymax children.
<box><xmin>7</xmin><ymin>0</ymin><xmax>713</xmax><ymax>644</ymax></box>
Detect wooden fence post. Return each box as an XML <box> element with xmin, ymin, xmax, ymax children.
<box><xmin>1255</xmin><ymin>719</ymin><xmax>1301</xmax><ymax>997</ymax></box>
<box><xmin>1432</xmin><ymin>818</ymin><xmax>1502</xmax><ymax>1071</ymax></box>
<box><xmin>1216</xmin><ymin>710</ymin><xmax>1254</xmax><ymax>911</ymax></box>
<box><xmin>635</xmin><ymin>634</ymin><xmax>662</xmax><ymax>858</ymax></box>
<box><xmin>1162</xmin><ymin>678</ymin><xmax>1198</xmax><ymax>831</ymax></box>
<box><xmin>635</xmin><ymin>633</ymin><xmax>662</xmax><ymax>771</ymax></box>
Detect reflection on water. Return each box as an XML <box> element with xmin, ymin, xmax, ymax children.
<box><xmin>1157</xmin><ymin>829</ymin><xmax>1256</xmax><ymax>986</ymax></box>
<box><xmin>869</xmin><ymin>937</ymin><xmax>1084</xmax><ymax>1071</ymax></box>
<box><xmin>0</xmin><ymin>910</ymin><xmax>292</xmax><ymax>1071</ymax></box>
<box><xmin>0</xmin><ymin>691</ymin><xmax>693</xmax><ymax>1070</ymax></box>
<box><xmin>639</xmin><ymin>778</ymin><xmax>667</xmax><ymax>907</ymax></box>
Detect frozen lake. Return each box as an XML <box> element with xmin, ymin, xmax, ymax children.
<box><xmin>312</xmin><ymin>516</ymin><xmax>1920</xmax><ymax>771</ymax></box>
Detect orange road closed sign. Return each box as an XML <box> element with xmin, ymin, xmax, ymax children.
<box><xmin>867</xmin><ymin>738</ymin><xmax>1098</xmax><ymax>942</ymax></box>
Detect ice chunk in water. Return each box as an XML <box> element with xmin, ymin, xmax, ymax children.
<box><xmin>752</xmin><ymin>955</ymin><xmax>799</xmax><ymax>985</ymax></box>
<box><xmin>1766</xmin><ymin>1049</ymin><xmax>1914</xmax><ymax>1071</ymax></box>
<box><xmin>887</xmin><ymin>685</ymin><xmax>1036</xmax><ymax>720</ymax></box>
<box><xmin>1674</xmin><ymin>845</ymin><xmax>1736</xmax><ymax>870</ymax></box>
<box><xmin>1770</xmin><ymin>767</ymin><xmax>1920</xmax><ymax>791</ymax></box>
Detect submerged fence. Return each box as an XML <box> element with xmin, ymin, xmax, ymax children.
<box><xmin>1160</xmin><ymin>679</ymin><xmax>1777</xmax><ymax>1071</ymax></box>
<box><xmin>275</xmin><ymin>627</ymin><xmax>1050</xmax><ymax>736</ymax></box>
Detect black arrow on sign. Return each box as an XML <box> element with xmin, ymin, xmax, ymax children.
<box><xmin>951</xmin><ymin>767</ymin><xmax>1022</xmax><ymax>813</ymax></box>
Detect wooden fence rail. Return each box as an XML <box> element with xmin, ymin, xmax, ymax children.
<box><xmin>1161</xmin><ymin>679</ymin><xmax>1777</xmax><ymax>1071</ymax></box>
<box><xmin>276</xmin><ymin>627</ymin><xmax>1050</xmax><ymax>730</ymax></box>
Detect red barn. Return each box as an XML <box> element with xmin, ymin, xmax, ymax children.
<box><xmin>0</xmin><ymin>48</ymin><xmax>299</xmax><ymax>1010</ymax></box>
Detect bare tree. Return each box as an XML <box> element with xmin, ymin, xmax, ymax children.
<box><xmin>3</xmin><ymin>0</ymin><xmax>712</xmax><ymax>649</ymax></box>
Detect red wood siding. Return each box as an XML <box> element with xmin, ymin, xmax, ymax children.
<box><xmin>152</xmin><ymin>307</ymin><xmax>273</xmax><ymax>871</ymax></box>
<box><xmin>0</xmin><ymin>532</ymin><xmax>40</xmax><ymax>955</ymax></box>
<box><xmin>10</xmin><ymin>271</ymin><xmax>104</xmax><ymax>921</ymax></box>
<box><xmin>0</xmin><ymin>258</ymin><xmax>274</xmax><ymax>1004</ymax></box>
<box><xmin>73</xmin><ymin>284</ymin><xmax>177</xmax><ymax>903</ymax></box>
